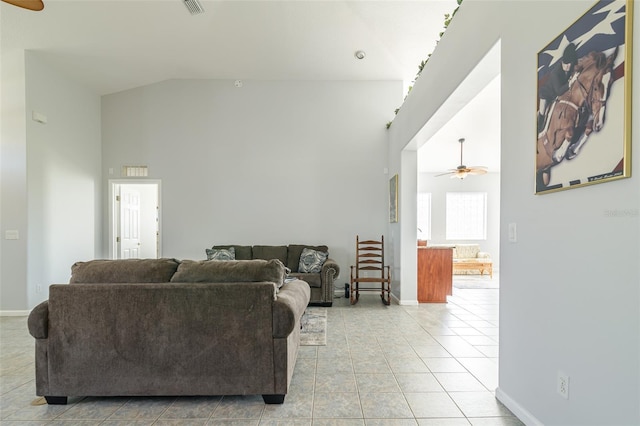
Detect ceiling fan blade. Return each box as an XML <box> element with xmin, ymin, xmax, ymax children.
<box><xmin>467</xmin><ymin>167</ymin><xmax>488</xmax><ymax>175</ymax></box>
<box><xmin>434</xmin><ymin>168</ymin><xmax>459</xmax><ymax>177</ymax></box>
<box><xmin>1</xmin><ymin>0</ymin><xmax>44</xmax><ymax>11</ymax></box>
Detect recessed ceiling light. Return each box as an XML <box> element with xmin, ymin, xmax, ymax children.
<box><xmin>354</xmin><ymin>50</ymin><xmax>366</xmax><ymax>60</ymax></box>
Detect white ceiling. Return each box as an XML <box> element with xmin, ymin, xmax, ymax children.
<box><xmin>417</xmin><ymin>74</ymin><xmax>501</xmax><ymax>174</ymax></box>
<box><xmin>3</xmin><ymin>0</ymin><xmax>460</xmax><ymax>94</ymax></box>
<box><xmin>2</xmin><ymin>0</ymin><xmax>500</xmax><ymax>173</ymax></box>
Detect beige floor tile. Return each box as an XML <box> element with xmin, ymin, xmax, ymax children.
<box><xmin>0</xmin><ymin>285</ymin><xmax>524</xmax><ymax>425</ymax></box>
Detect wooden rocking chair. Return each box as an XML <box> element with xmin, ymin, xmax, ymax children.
<box><xmin>349</xmin><ymin>235</ymin><xmax>391</xmax><ymax>305</ymax></box>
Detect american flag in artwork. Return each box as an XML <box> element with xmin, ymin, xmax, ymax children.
<box><xmin>538</xmin><ymin>0</ymin><xmax>626</xmax><ymax>81</ymax></box>
<box><xmin>535</xmin><ymin>0</ymin><xmax>629</xmax><ymax>193</ymax></box>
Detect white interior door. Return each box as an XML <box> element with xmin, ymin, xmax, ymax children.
<box><xmin>119</xmin><ymin>187</ymin><xmax>141</xmax><ymax>259</ymax></box>
<box><xmin>110</xmin><ymin>180</ymin><xmax>161</xmax><ymax>260</ymax></box>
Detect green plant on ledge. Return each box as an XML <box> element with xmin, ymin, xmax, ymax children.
<box><xmin>386</xmin><ymin>0</ymin><xmax>463</xmax><ymax>129</ymax></box>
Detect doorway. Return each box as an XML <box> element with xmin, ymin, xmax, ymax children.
<box><xmin>414</xmin><ymin>41</ymin><xmax>501</xmax><ymax>280</ymax></box>
<box><xmin>109</xmin><ymin>180</ymin><xmax>161</xmax><ymax>259</ymax></box>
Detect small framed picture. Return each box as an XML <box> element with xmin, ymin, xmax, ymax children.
<box><xmin>389</xmin><ymin>174</ymin><xmax>398</xmax><ymax>223</ymax></box>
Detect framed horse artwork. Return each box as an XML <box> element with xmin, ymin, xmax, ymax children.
<box><xmin>536</xmin><ymin>0</ymin><xmax>632</xmax><ymax>194</ymax></box>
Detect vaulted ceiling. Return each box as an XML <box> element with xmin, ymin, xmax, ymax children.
<box><xmin>2</xmin><ymin>0</ymin><xmax>499</xmax><ymax>172</ymax></box>
<box><xmin>3</xmin><ymin>0</ymin><xmax>460</xmax><ymax>94</ymax></box>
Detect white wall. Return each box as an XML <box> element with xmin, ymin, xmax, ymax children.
<box><xmin>0</xmin><ymin>51</ymin><xmax>102</xmax><ymax>312</ymax></box>
<box><xmin>419</xmin><ymin>172</ymin><xmax>500</xmax><ymax>271</ymax></box>
<box><xmin>24</xmin><ymin>53</ymin><xmax>103</xmax><ymax>307</ymax></box>
<box><xmin>390</xmin><ymin>1</ymin><xmax>639</xmax><ymax>425</ymax></box>
<box><xmin>102</xmin><ymin>79</ymin><xmax>402</xmax><ymax>286</ymax></box>
<box><xmin>0</xmin><ymin>46</ymin><xmax>28</xmax><ymax>312</ymax></box>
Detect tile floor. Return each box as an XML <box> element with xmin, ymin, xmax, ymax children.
<box><xmin>0</xmin><ymin>274</ymin><xmax>523</xmax><ymax>425</ymax></box>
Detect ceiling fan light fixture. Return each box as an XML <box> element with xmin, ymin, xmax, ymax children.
<box><xmin>435</xmin><ymin>137</ymin><xmax>488</xmax><ymax>179</ymax></box>
<box><xmin>183</xmin><ymin>0</ymin><xmax>204</xmax><ymax>15</ymax></box>
<box><xmin>1</xmin><ymin>0</ymin><xmax>44</xmax><ymax>11</ymax></box>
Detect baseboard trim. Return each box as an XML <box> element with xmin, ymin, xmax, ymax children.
<box><xmin>495</xmin><ymin>387</ymin><xmax>543</xmax><ymax>426</ymax></box>
<box><xmin>0</xmin><ymin>310</ymin><xmax>30</xmax><ymax>317</ymax></box>
<box><xmin>393</xmin><ymin>293</ymin><xmax>419</xmax><ymax>305</ymax></box>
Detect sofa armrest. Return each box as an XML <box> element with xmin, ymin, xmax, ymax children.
<box><xmin>477</xmin><ymin>252</ymin><xmax>491</xmax><ymax>259</ymax></box>
<box><xmin>273</xmin><ymin>280</ymin><xmax>310</xmax><ymax>338</ymax></box>
<box><xmin>321</xmin><ymin>258</ymin><xmax>340</xmax><ymax>282</ymax></box>
<box><xmin>28</xmin><ymin>300</ymin><xmax>49</xmax><ymax>339</ymax></box>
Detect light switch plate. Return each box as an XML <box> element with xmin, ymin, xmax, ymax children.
<box><xmin>5</xmin><ymin>230</ymin><xmax>19</xmax><ymax>240</ymax></box>
<box><xmin>508</xmin><ymin>223</ymin><xmax>517</xmax><ymax>242</ymax></box>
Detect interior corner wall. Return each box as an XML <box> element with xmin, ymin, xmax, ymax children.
<box><xmin>0</xmin><ymin>47</ymin><xmax>28</xmax><ymax>312</ymax></box>
<box><xmin>24</xmin><ymin>52</ymin><xmax>102</xmax><ymax>309</ymax></box>
<box><xmin>390</xmin><ymin>0</ymin><xmax>639</xmax><ymax>425</ymax></box>
<box><xmin>101</xmin><ymin>79</ymin><xmax>402</xmax><ymax>283</ymax></box>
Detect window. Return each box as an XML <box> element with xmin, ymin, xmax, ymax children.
<box><xmin>446</xmin><ymin>192</ymin><xmax>487</xmax><ymax>240</ymax></box>
<box><xmin>417</xmin><ymin>192</ymin><xmax>432</xmax><ymax>240</ymax></box>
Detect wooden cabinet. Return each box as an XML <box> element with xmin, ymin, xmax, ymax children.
<box><xmin>417</xmin><ymin>247</ymin><xmax>453</xmax><ymax>303</ymax></box>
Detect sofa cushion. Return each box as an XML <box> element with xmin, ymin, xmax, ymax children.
<box><xmin>170</xmin><ymin>259</ymin><xmax>286</xmax><ymax>288</ymax></box>
<box><xmin>286</xmin><ymin>245</ymin><xmax>328</xmax><ymax>272</ymax></box>
<box><xmin>206</xmin><ymin>247</ymin><xmax>235</xmax><ymax>261</ymax></box>
<box><xmin>70</xmin><ymin>258</ymin><xmax>180</xmax><ymax>283</ymax></box>
<box><xmin>298</xmin><ymin>248</ymin><xmax>328</xmax><ymax>273</ymax></box>
<box><xmin>252</xmin><ymin>245</ymin><xmax>288</xmax><ymax>266</ymax></box>
<box><xmin>289</xmin><ymin>272</ymin><xmax>321</xmax><ymax>288</ymax></box>
<box><xmin>212</xmin><ymin>245</ymin><xmax>252</xmax><ymax>260</ymax></box>
<box><xmin>454</xmin><ymin>244</ymin><xmax>480</xmax><ymax>259</ymax></box>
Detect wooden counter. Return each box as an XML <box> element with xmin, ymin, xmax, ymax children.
<box><xmin>417</xmin><ymin>247</ymin><xmax>453</xmax><ymax>303</ymax></box>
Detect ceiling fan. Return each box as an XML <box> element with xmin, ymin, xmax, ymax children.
<box><xmin>435</xmin><ymin>138</ymin><xmax>488</xmax><ymax>179</ymax></box>
<box><xmin>1</xmin><ymin>0</ymin><xmax>44</xmax><ymax>11</ymax></box>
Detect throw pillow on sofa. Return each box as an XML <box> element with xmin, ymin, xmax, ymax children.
<box><xmin>298</xmin><ymin>248</ymin><xmax>328</xmax><ymax>273</ymax></box>
<box><xmin>287</xmin><ymin>245</ymin><xmax>328</xmax><ymax>271</ymax></box>
<box><xmin>211</xmin><ymin>245</ymin><xmax>253</xmax><ymax>260</ymax></box>
<box><xmin>206</xmin><ymin>247</ymin><xmax>235</xmax><ymax>261</ymax></box>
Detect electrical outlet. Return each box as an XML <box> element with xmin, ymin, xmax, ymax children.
<box><xmin>36</xmin><ymin>285</ymin><xmax>42</xmax><ymax>293</ymax></box>
<box><xmin>557</xmin><ymin>372</ymin><xmax>569</xmax><ymax>399</ymax></box>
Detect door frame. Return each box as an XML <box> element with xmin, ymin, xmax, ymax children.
<box><xmin>108</xmin><ymin>179</ymin><xmax>162</xmax><ymax>259</ymax></box>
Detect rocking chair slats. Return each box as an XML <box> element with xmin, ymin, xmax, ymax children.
<box><xmin>349</xmin><ymin>235</ymin><xmax>391</xmax><ymax>305</ymax></box>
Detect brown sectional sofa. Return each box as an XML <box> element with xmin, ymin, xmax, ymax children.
<box><xmin>27</xmin><ymin>258</ymin><xmax>310</xmax><ymax>405</ymax></box>
<box><xmin>210</xmin><ymin>244</ymin><xmax>339</xmax><ymax>306</ymax></box>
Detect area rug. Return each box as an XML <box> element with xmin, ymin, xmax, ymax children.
<box><xmin>300</xmin><ymin>308</ymin><xmax>327</xmax><ymax>346</ymax></box>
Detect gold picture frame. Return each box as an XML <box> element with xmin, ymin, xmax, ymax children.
<box><xmin>389</xmin><ymin>174</ymin><xmax>398</xmax><ymax>223</ymax></box>
<box><xmin>535</xmin><ymin>0</ymin><xmax>632</xmax><ymax>194</ymax></box>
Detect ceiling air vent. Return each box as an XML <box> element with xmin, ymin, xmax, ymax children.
<box><xmin>122</xmin><ymin>166</ymin><xmax>149</xmax><ymax>177</ymax></box>
<box><xmin>183</xmin><ymin>0</ymin><xmax>204</xmax><ymax>15</ymax></box>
